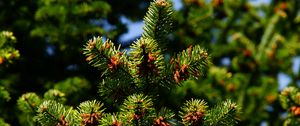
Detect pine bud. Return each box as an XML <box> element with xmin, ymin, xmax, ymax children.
<box><xmin>243</xmin><ymin>49</ymin><xmax>252</xmax><ymax>57</ymax></box>
<box><xmin>0</xmin><ymin>57</ymin><xmax>5</xmax><ymax>64</ymax></box>
<box><xmin>291</xmin><ymin>106</ymin><xmax>300</xmax><ymax>116</ymax></box>
<box><xmin>87</xmin><ymin>39</ymin><xmax>96</xmax><ymax>49</ymax></box>
<box><xmin>156</xmin><ymin>0</ymin><xmax>167</xmax><ymax>7</ymax></box>
<box><xmin>212</xmin><ymin>0</ymin><xmax>224</xmax><ymax>7</ymax></box>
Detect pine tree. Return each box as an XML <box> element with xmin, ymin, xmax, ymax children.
<box><xmin>16</xmin><ymin>0</ymin><xmax>241</xmax><ymax>125</ymax></box>
<box><xmin>0</xmin><ymin>0</ymin><xmax>299</xmax><ymax>125</ymax></box>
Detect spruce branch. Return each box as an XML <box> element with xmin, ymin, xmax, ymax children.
<box><xmin>0</xmin><ymin>86</ymin><xmax>10</xmax><ymax>102</ymax></box>
<box><xmin>35</xmin><ymin>100</ymin><xmax>81</xmax><ymax>126</ymax></box>
<box><xmin>142</xmin><ymin>0</ymin><xmax>173</xmax><ymax>48</ymax></box>
<box><xmin>0</xmin><ymin>31</ymin><xmax>19</xmax><ymax>65</ymax></box>
<box><xmin>78</xmin><ymin>100</ymin><xmax>105</xmax><ymax>126</ymax></box>
<box><xmin>43</xmin><ymin>89</ymin><xmax>66</xmax><ymax>103</ymax></box>
<box><xmin>170</xmin><ymin>45</ymin><xmax>210</xmax><ymax>84</ymax></box>
<box><xmin>83</xmin><ymin>37</ymin><xmax>128</xmax><ymax>76</ymax></box>
<box><xmin>256</xmin><ymin>14</ymin><xmax>281</xmax><ymax>62</ymax></box>
<box><xmin>98</xmin><ymin>75</ymin><xmax>137</xmax><ymax>101</ymax></box>
<box><xmin>153</xmin><ymin>108</ymin><xmax>175</xmax><ymax>126</ymax></box>
<box><xmin>280</xmin><ymin>87</ymin><xmax>300</xmax><ymax>109</ymax></box>
<box><xmin>17</xmin><ymin>93</ymin><xmax>42</xmax><ymax>114</ymax></box>
<box><xmin>100</xmin><ymin>113</ymin><xmax>122</xmax><ymax>126</ymax></box>
<box><xmin>17</xmin><ymin>93</ymin><xmax>42</xmax><ymax>125</ymax></box>
<box><xmin>179</xmin><ymin>99</ymin><xmax>208</xmax><ymax>126</ymax></box>
<box><xmin>120</xmin><ymin>94</ymin><xmax>155</xmax><ymax>125</ymax></box>
<box><xmin>53</xmin><ymin>77</ymin><xmax>91</xmax><ymax>96</ymax></box>
<box><xmin>83</xmin><ymin>37</ymin><xmax>136</xmax><ymax>100</ymax></box>
<box><xmin>83</xmin><ymin>0</ymin><xmax>210</xmax><ymax>101</ymax></box>
<box><xmin>279</xmin><ymin>86</ymin><xmax>300</xmax><ymax>126</ymax></box>
<box><xmin>205</xmin><ymin>100</ymin><xmax>240</xmax><ymax>126</ymax></box>
<box><xmin>129</xmin><ymin>38</ymin><xmax>165</xmax><ymax>87</ymax></box>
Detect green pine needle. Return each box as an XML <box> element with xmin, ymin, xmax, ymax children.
<box><xmin>179</xmin><ymin>99</ymin><xmax>208</xmax><ymax>126</ymax></box>
<box><xmin>205</xmin><ymin>100</ymin><xmax>240</xmax><ymax>126</ymax></box>
<box><xmin>142</xmin><ymin>0</ymin><xmax>173</xmax><ymax>48</ymax></box>
<box><xmin>78</xmin><ymin>100</ymin><xmax>105</xmax><ymax>125</ymax></box>
<box><xmin>17</xmin><ymin>93</ymin><xmax>42</xmax><ymax>114</ymax></box>
<box><xmin>35</xmin><ymin>100</ymin><xmax>81</xmax><ymax>126</ymax></box>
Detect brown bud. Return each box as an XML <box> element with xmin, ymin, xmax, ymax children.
<box><xmin>265</xmin><ymin>95</ymin><xmax>276</xmax><ymax>103</ymax></box>
<box><xmin>170</xmin><ymin>58</ymin><xmax>174</xmax><ymax>64</ymax></box>
<box><xmin>156</xmin><ymin>0</ymin><xmax>167</xmax><ymax>6</ymax></box>
<box><xmin>279</xmin><ymin>2</ymin><xmax>288</xmax><ymax>11</ymax></box>
<box><xmin>87</xmin><ymin>40</ymin><xmax>96</xmax><ymax>49</ymax></box>
<box><xmin>105</xmin><ymin>43</ymin><xmax>110</xmax><ymax>49</ymax></box>
<box><xmin>112</xmin><ymin>118</ymin><xmax>121</xmax><ymax>126</ymax></box>
<box><xmin>213</xmin><ymin>0</ymin><xmax>224</xmax><ymax>7</ymax></box>
<box><xmin>174</xmin><ymin>70</ymin><xmax>180</xmax><ymax>83</ymax></box>
<box><xmin>108</xmin><ymin>56</ymin><xmax>119</xmax><ymax>69</ymax></box>
<box><xmin>181</xmin><ymin>64</ymin><xmax>188</xmax><ymax>73</ymax></box>
<box><xmin>227</xmin><ymin>83</ymin><xmax>236</xmax><ymax>92</ymax></box>
<box><xmin>243</xmin><ymin>49</ymin><xmax>252</xmax><ymax>57</ymax></box>
<box><xmin>266</xmin><ymin>51</ymin><xmax>275</xmax><ymax>59</ymax></box>
<box><xmin>187</xmin><ymin>45</ymin><xmax>193</xmax><ymax>57</ymax></box>
<box><xmin>295</xmin><ymin>109</ymin><xmax>300</xmax><ymax>116</ymax></box>
<box><xmin>277</xmin><ymin>10</ymin><xmax>287</xmax><ymax>18</ymax></box>
<box><xmin>0</xmin><ymin>57</ymin><xmax>5</xmax><ymax>64</ymax></box>
<box><xmin>148</xmin><ymin>53</ymin><xmax>156</xmax><ymax>62</ymax></box>
<box><xmin>291</xmin><ymin>106</ymin><xmax>300</xmax><ymax>116</ymax></box>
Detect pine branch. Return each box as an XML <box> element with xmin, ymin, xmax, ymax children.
<box><xmin>205</xmin><ymin>100</ymin><xmax>240</xmax><ymax>126</ymax></box>
<box><xmin>17</xmin><ymin>93</ymin><xmax>42</xmax><ymax>114</ymax></box>
<box><xmin>98</xmin><ymin>75</ymin><xmax>137</xmax><ymax>101</ymax></box>
<box><xmin>170</xmin><ymin>45</ymin><xmax>210</xmax><ymax>84</ymax></box>
<box><xmin>142</xmin><ymin>0</ymin><xmax>173</xmax><ymax>48</ymax></box>
<box><xmin>83</xmin><ymin>37</ymin><xmax>136</xmax><ymax>100</ymax></box>
<box><xmin>129</xmin><ymin>38</ymin><xmax>165</xmax><ymax>88</ymax></box>
<box><xmin>83</xmin><ymin>37</ymin><xmax>128</xmax><ymax>76</ymax></box>
<box><xmin>279</xmin><ymin>86</ymin><xmax>300</xmax><ymax>126</ymax></box>
<box><xmin>78</xmin><ymin>100</ymin><xmax>105</xmax><ymax>126</ymax></box>
<box><xmin>120</xmin><ymin>94</ymin><xmax>155</xmax><ymax>125</ymax></box>
<box><xmin>43</xmin><ymin>89</ymin><xmax>66</xmax><ymax>103</ymax></box>
<box><xmin>256</xmin><ymin>14</ymin><xmax>281</xmax><ymax>62</ymax></box>
<box><xmin>179</xmin><ymin>99</ymin><xmax>208</xmax><ymax>126</ymax></box>
<box><xmin>0</xmin><ymin>31</ymin><xmax>19</xmax><ymax>65</ymax></box>
<box><xmin>100</xmin><ymin>113</ymin><xmax>122</xmax><ymax>126</ymax></box>
<box><xmin>0</xmin><ymin>86</ymin><xmax>10</xmax><ymax>102</ymax></box>
<box><xmin>17</xmin><ymin>93</ymin><xmax>42</xmax><ymax>125</ymax></box>
<box><xmin>153</xmin><ymin>108</ymin><xmax>175</xmax><ymax>126</ymax></box>
<box><xmin>35</xmin><ymin>100</ymin><xmax>81</xmax><ymax>126</ymax></box>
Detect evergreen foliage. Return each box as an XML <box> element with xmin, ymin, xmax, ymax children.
<box><xmin>0</xmin><ymin>30</ymin><xmax>19</xmax><ymax>125</ymax></box>
<box><xmin>142</xmin><ymin>0</ymin><xmax>173</xmax><ymax>47</ymax></box>
<box><xmin>279</xmin><ymin>86</ymin><xmax>300</xmax><ymax>126</ymax></box>
<box><xmin>0</xmin><ymin>118</ymin><xmax>10</xmax><ymax>126</ymax></box>
<box><xmin>31</xmin><ymin>0</ymin><xmax>112</xmax><ymax>48</ymax></box>
<box><xmin>0</xmin><ymin>0</ymin><xmax>298</xmax><ymax>125</ymax></box>
<box><xmin>168</xmin><ymin>0</ymin><xmax>300</xmax><ymax>125</ymax></box>
<box><xmin>35</xmin><ymin>100</ymin><xmax>81</xmax><ymax>126</ymax></box>
<box><xmin>15</xmin><ymin>0</ymin><xmax>240</xmax><ymax>125</ymax></box>
<box><xmin>0</xmin><ymin>31</ymin><xmax>19</xmax><ymax>66</ymax></box>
